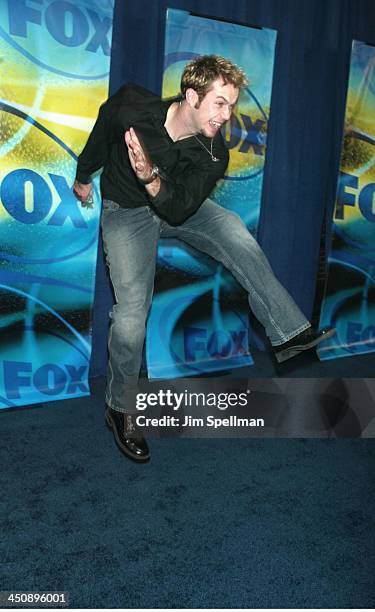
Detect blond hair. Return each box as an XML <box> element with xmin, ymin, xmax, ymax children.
<box><xmin>181</xmin><ymin>55</ymin><xmax>248</xmax><ymax>102</ymax></box>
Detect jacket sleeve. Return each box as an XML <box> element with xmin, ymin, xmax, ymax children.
<box><xmin>75</xmin><ymin>96</ymin><xmax>124</xmax><ymax>184</ymax></box>
<box><xmin>149</xmin><ymin>149</ymin><xmax>229</xmax><ymax>225</ymax></box>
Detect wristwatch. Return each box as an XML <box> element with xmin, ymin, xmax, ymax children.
<box><xmin>140</xmin><ymin>164</ymin><xmax>160</xmax><ymax>185</ymax></box>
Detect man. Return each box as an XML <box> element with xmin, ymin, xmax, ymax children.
<box><xmin>73</xmin><ymin>55</ymin><xmax>334</xmax><ymax>463</ymax></box>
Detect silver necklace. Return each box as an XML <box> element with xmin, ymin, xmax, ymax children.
<box><xmin>177</xmin><ymin>101</ymin><xmax>220</xmax><ymax>162</ymax></box>
<box><xmin>193</xmin><ymin>134</ymin><xmax>220</xmax><ymax>162</ymax></box>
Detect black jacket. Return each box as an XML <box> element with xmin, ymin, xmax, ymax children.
<box><xmin>75</xmin><ymin>84</ymin><xmax>229</xmax><ymax>225</ymax></box>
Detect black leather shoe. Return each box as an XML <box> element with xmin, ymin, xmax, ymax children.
<box><xmin>105</xmin><ymin>407</ymin><xmax>150</xmax><ymax>462</ymax></box>
<box><xmin>274</xmin><ymin>327</ymin><xmax>336</xmax><ymax>363</ymax></box>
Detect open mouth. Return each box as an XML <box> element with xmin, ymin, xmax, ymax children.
<box><xmin>209</xmin><ymin>120</ymin><xmax>222</xmax><ymax>129</ymax></box>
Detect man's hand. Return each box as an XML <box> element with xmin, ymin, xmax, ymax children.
<box><xmin>125</xmin><ymin>127</ymin><xmax>154</xmax><ymax>183</ymax></box>
<box><xmin>73</xmin><ymin>180</ymin><xmax>93</xmax><ymax>204</ymax></box>
<box><xmin>125</xmin><ymin>127</ymin><xmax>161</xmax><ymax>197</ymax></box>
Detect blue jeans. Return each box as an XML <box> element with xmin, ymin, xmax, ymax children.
<box><xmin>101</xmin><ymin>199</ymin><xmax>310</xmax><ymax>413</ymax></box>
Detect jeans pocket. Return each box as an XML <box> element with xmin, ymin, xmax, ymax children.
<box><xmin>103</xmin><ymin>199</ymin><xmax>120</xmax><ymax>212</ymax></box>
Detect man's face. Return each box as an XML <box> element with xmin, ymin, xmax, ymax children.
<box><xmin>190</xmin><ymin>78</ymin><xmax>239</xmax><ymax>138</ymax></box>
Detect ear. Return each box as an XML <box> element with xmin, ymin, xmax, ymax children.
<box><xmin>185</xmin><ymin>87</ymin><xmax>199</xmax><ymax>109</ymax></box>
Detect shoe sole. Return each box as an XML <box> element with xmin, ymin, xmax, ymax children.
<box><xmin>105</xmin><ymin>410</ymin><xmax>150</xmax><ymax>462</ymax></box>
<box><xmin>275</xmin><ymin>328</ymin><xmax>336</xmax><ymax>363</ymax></box>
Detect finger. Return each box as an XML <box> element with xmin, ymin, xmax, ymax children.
<box><xmin>127</xmin><ymin>137</ymin><xmax>140</xmax><ymax>156</ymax></box>
<box><xmin>129</xmin><ymin>127</ymin><xmax>145</xmax><ymax>152</ymax></box>
<box><xmin>129</xmin><ymin>126</ymin><xmax>138</xmax><ymax>141</ymax></box>
<box><xmin>127</xmin><ymin>127</ymin><xmax>139</xmax><ymax>147</ymax></box>
<box><xmin>127</xmin><ymin>150</ymin><xmax>138</xmax><ymax>172</ymax></box>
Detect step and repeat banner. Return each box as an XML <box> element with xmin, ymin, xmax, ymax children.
<box><xmin>0</xmin><ymin>0</ymin><xmax>114</xmax><ymax>408</ymax></box>
<box><xmin>147</xmin><ymin>9</ymin><xmax>277</xmax><ymax>378</ymax></box>
<box><xmin>318</xmin><ymin>40</ymin><xmax>375</xmax><ymax>361</ymax></box>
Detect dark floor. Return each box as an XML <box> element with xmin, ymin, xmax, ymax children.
<box><xmin>1</xmin><ymin>375</ymin><xmax>374</xmax><ymax>608</ymax></box>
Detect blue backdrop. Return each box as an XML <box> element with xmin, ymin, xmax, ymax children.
<box><xmin>318</xmin><ymin>40</ymin><xmax>375</xmax><ymax>361</ymax></box>
<box><xmin>145</xmin><ymin>10</ymin><xmax>277</xmax><ymax>378</ymax></box>
<box><xmin>0</xmin><ymin>0</ymin><xmax>114</xmax><ymax>407</ymax></box>
<box><xmin>84</xmin><ymin>0</ymin><xmax>375</xmax><ymax>377</ymax></box>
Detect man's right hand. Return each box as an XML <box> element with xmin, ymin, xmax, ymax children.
<box><xmin>73</xmin><ymin>180</ymin><xmax>92</xmax><ymax>203</ymax></box>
